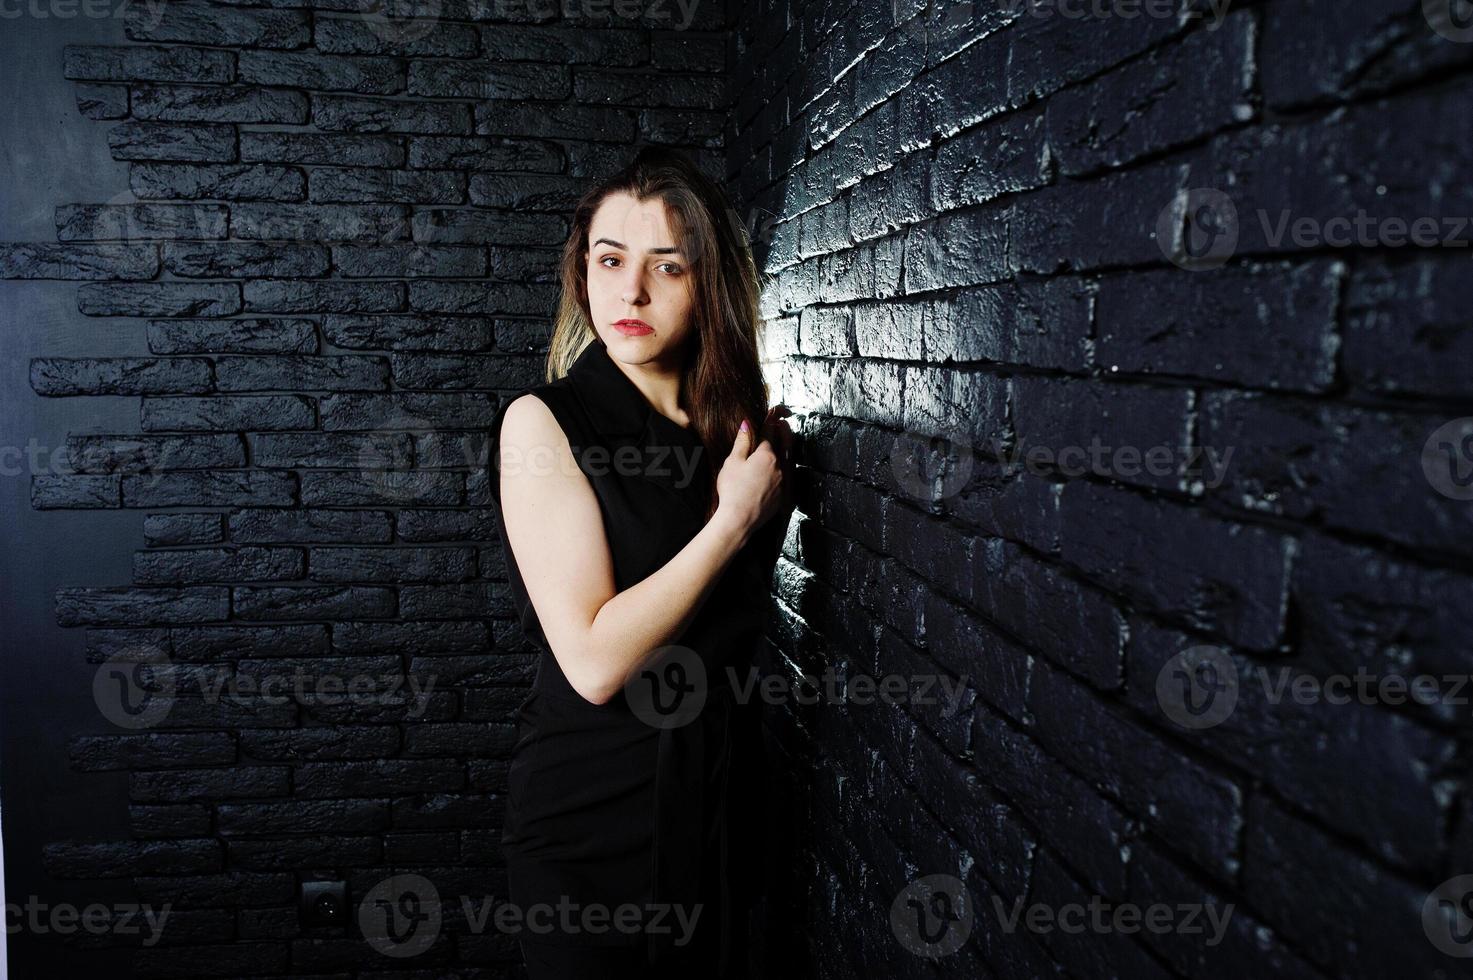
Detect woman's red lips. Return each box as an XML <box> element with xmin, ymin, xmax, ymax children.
<box><xmin>613</xmin><ymin>319</ymin><xmax>654</xmax><ymax>335</ymax></box>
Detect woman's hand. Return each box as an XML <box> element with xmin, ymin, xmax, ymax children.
<box><xmin>715</xmin><ymin>412</ymin><xmax>789</xmax><ymax>544</ymax></box>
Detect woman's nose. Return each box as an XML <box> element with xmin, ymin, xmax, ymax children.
<box><xmin>621</xmin><ymin>267</ymin><xmax>647</xmax><ymax>305</ymax></box>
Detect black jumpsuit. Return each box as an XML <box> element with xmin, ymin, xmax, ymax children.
<box><xmin>486</xmin><ymin>336</ymin><xmax>778</xmax><ymax>978</ymax></box>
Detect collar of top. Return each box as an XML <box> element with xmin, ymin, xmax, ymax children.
<box><xmin>567</xmin><ymin>337</ymin><xmax>697</xmax><ymax>444</ymax></box>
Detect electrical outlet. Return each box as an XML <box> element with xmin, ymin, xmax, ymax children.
<box><xmin>300</xmin><ymin>880</ymin><xmax>348</xmax><ymax>929</ymax></box>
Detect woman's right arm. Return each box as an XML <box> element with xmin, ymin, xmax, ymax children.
<box><xmin>496</xmin><ymin>393</ymin><xmax>784</xmax><ymax>706</ymax></box>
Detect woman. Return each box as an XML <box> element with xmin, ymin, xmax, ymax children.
<box><xmin>486</xmin><ymin>146</ymin><xmax>795</xmax><ymax>979</ymax></box>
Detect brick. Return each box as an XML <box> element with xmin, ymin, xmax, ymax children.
<box><xmin>312</xmin><ymin>94</ymin><xmax>472</xmax><ymax>134</ymax></box>
<box><xmin>131</xmin><ymin>85</ymin><xmax>309</xmax><ymax>124</ymax></box>
<box><xmin>1342</xmin><ymin>255</ymin><xmax>1473</xmax><ymax>398</ymax></box>
<box><xmin>1200</xmin><ymin>392</ymin><xmax>1472</xmax><ymax>554</ymax></box>
<box><xmin>1243</xmin><ymin>794</ymin><xmax>1445</xmax><ymax>979</ymax></box>
<box><xmin>163</xmin><ymin>242</ymin><xmax>328</xmax><ymax>278</ymax></box>
<box><xmin>1124</xmin><ymin>617</ymin><xmax>1455</xmax><ymax>872</ymax></box>
<box><xmin>240</xmin><ymin>132</ymin><xmax>405</xmax><ymax>168</ymax></box>
<box><xmin>143</xmin><ymin>513</ymin><xmax>225</xmax><ymax>546</ymax></box>
<box><xmin>31</xmin><ymin>475</ymin><xmax>120</xmax><ymax>509</ymax></box>
<box><xmin>323</xmin><ymin>314</ymin><xmax>491</xmax><ymax>351</ymax></box>
<box><xmin>148</xmin><ymin>318</ymin><xmax>318</xmax><ymax>354</ymax></box>
<box><xmin>108</xmin><ymin>122</ymin><xmax>237</xmax><ymax>162</ymax></box>
<box><xmin>319</xmin><ymin>392</ymin><xmax>495</xmax><ymax>431</ymax></box>
<box><xmin>1029</xmin><ymin>663</ymin><xmax>1242</xmax><ymax>882</ymax></box>
<box><xmin>78</xmin><ymin>282</ymin><xmax>241</xmax><ymax>317</ymax></box>
<box><xmin>43</xmin><ymin>839</ymin><xmax>221</xmax><ymax>878</ymax></box>
<box><xmin>122</xmin><ymin>472</ymin><xmax>297</xmax><ymax>507</ymax></box>
<box><xmin>1093</xmin><ymin>262</ymin><xmax>1343</xmax><ymax>392</ymax></box>
<box><xmin>1046</xmin><ymin>12</ymin><xmax>1254</xmax><ymax>176</ymax></box>
<box><xmin>1293</xmin><ymin>535</ymin><xmax>1473</xmax><ymax>714</ymax></box>
<box><xmin>215</xmin><ymin>355</ymin><xmax>389</xmax><ymax>392</ymax></box>
<box><xmin>130</xmin><ymin>163</ymin><xmax>306</xmax><ymax>202</ymax></box>
<box><xmin>406</xmin><ymin>136</ymin><xmax>562</xmax><ymax>172</ymax></box>
<box><xmin>389</xmin><ymin>354</ymin><xmax>537</xmax><ymax>390</ymax></box>
<box><xmin>125</xmin><ymin>2</ymin><xmax>309</xmax><ymax>48</ymax></box>
<box><xmin>136</xmin><ymin>545</ymin><xmax>303</xmax><ymax>583</ymax></box>
<box><xmin>923</xmin><ymin>278</ymin><xmax>1092</xmax><ymax>370</ymax></box>
<box><xmin>972</xmin><ymin>703</ymin><xmax>1135</xmax><ymax>895</ymax></box>
<box><xmin>307</xmin><ymin>547</ymin><xmax>475</xmax><ymax>583</ymax></box>
<box><xmin>307</xmin><ymin>167</ymin><xmax>465</xmax><ymax>204</ymax></box>
<box><xmin>230</xmin><ymin>508</ymin><xmax>392</xmax><ymax>545</ymax></box>
<box><xmin>230</xmin><ymin>203</ymin><xmax>410</xmax><ymax>243</ymax></box>
<box><xmin>67</xmin><ymin>433</ymin><xmax>244</xmax><ymax>473</ymax></box>
<box><xmin>1011</xmin><ymin>377</ymin><xmax>1193</xmax><ymax>491</ymax></box>
<box><xmin>0</xmin><ymin>243</ymin><xmax>158</xmax><ymax>280</ymax></box>
<box><xmin>314</xmin><ymin>15</ymin><xmax>480</xmax><ymax>57</ymax></box>
<box><xmin>30</xmin><ymin>357</ymin><xmax>211</xmax><ymax>396</ymax></box>
<box><xmin>407</xmin><ymin>280</ymin><xmax>556</xmax><ymax>316</ymax></box>
<box><xmin>141</xmin><ymin>395</ymin><xmax>314</xmax><ymax>432</ymax></box>
<box><xmin>56</xmin><ymin>203</ymin><xmax>228</xmax><ymax>242</ymax></box>
<box><xmin>409</xmin><ymin>208</ymin><xmax>565</xmax><ymax>245</ymax></box>
<box><xmin>1259</xmin><ymin>0</ymin><xmax>1473</xmax><ymax>108</ymax></box>
<box><xmin>902</xmin><ymin>203</ymin><xmax>1010</xmax><ymax>292</ymax></box>
<box><xmin>74</xmin><ymin>84</ymin><xmax>128</xmax><ymax>120</ymax></box>
<box><xmin>931</xmin><ymin>106</ymin><xmax>1049</xmax><ymax>211</ymax></box>
<box><xmin>69</xmin><ymin>732</ymin><xmax>234</xmax><ymax>771</ymax></box>
<box><xmin>476</xmin><ymin>101</ymin><xmax>635</xmax><ymax>141</ymax></box>
<box><xmin>333</xmin><ymin>244</ymin><xmax>486</xmax><ymax>278</ymax></box>
<box><xmin>233</xmin><ymin>587</ymin><xmax>395</xmax><ymax>621</ymax></box>
<box><xmin>299</xmin><ymin>470</ymin><xmax>463</xmax><ymax>507</ymax></box>
<box><xmin>243</xmin><ymin>280</ymin><xmax>404</xmax><ymax>314</ymax></box>
<box><xmin>55</xmin><ymin>587</ymin><xmax>229</xmax><ymax>626</ymax></box>
<box><xmin>409</xmin><ymin>61</ymin><xmax>570</xmax><ymax>100</ymax></box>
<box><xmin>1059</xmin><ymin>482</ymin><xmax>1292</xmax><ymax>651</ymax></box>
<box><xmin>238</xmin><ymin>50</ymin><xmax>406</xmax><ymax>94</ymax></box>
<box><xmin>1007</xmin><ymin>0</ymin><xmax>1187</xmax><ymax>105</ymax></box>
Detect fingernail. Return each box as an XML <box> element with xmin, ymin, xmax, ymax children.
<box><xmin>739</xmin><ymin>419</ymin><xmax>750</xmax><ymax>432</ymax></box>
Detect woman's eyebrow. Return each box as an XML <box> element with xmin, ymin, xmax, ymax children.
<box><xmin>591</xmin><ymin>237</ymin><xmax>682</xmax><ymax>254</ymax></box>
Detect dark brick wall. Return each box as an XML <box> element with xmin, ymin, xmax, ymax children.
<box><xmin>3</xmin><ymin>3</ymin><xmax>734</xmax><ymax>976</ymax></box>
<box><xmin>6</xmin><ymin>0</ymin><xmax>1473</xmax><ymax>977</ymax></box>
<box><xmin>728</xmin><ymin>1</ymin><xmax>1473</xmax><ymax>978</ymax></box>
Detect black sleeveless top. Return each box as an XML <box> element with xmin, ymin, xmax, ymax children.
<box><xmin>486</xmin><ymin>337</ymin><xmax>778</xmax><ymax>971</ymax></box>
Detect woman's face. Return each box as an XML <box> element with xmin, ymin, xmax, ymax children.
<box><xmin>584</xmin><ymin>191</ymin><xmax>695</xmax><ymax>367</ymax></box>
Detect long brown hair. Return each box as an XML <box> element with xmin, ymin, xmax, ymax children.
<box><xmin>544</xmin><ymin>146</ymin><xmax>771</xmax><ymax>521</ymax></box>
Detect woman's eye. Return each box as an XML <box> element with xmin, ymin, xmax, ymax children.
<box><xmin>659</xmin><ymin>263</ymin><xmax>683</xmax><ymax>275</ymax></box>
<box><xmin>599</xmin><ymin>255</ymin><xmax>620</xmax><ymax>267</ymax></box>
